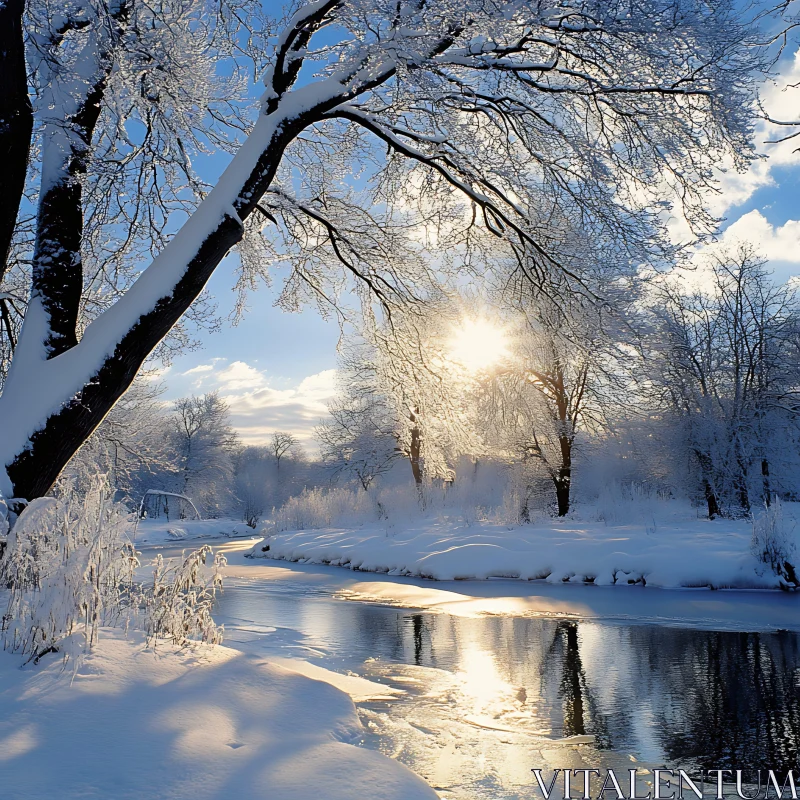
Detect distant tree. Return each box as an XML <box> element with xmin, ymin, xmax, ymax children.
<box><xmin>232</xmin><ymin>446</ymin><xmax>273</xmax><ymax>528</ymax></box>
<box><xmin>233</xmin><ymin>441</ymin><xmax>307</xmax><ymax>526</ymax></box>
<box><xmin>168</xmin><ymin>392</ymin><xmax>238</xmax><ymax>517</ymax></box>
<box><xmin>269</xmin><ymin>432</ymin><xmax>300</xmax><ymax>470</ymax></box>
<box><xmin>482</xmin><ymin>294</ymin><xmax>629</xmax><ymax>518</ymax></box>
<box><xmin>317</xmin><ymin>365</ymin><xmax>402</xmax><ymax>491</ymax></box>
<box><xmin>646</xmin><ymin>245</ymin><xmax>800</xmax><ymax>517</ymax></box>
<box><xmin>371</xmin><ymin>305</ymin><xmax>480</xmax><ymax>489</ymax></box>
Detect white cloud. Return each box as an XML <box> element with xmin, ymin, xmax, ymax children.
<box><xmin>215</xmin><ymin>360</ymin><xmax>269</xmax><ymax>392</ymax></box>
<box><xmin>222</xmin><ymin>369</ymin><xmax>337</xmax><ymax>444</ymax></box>
<box><xmin>712</xmin><ymin>48</ymin><xmax>800</xmax><ymax>216</ymax></box>
<box><xmin>174</xmin><ymin>359</ymin><xmax>337</xmax><ymax>444</ymax></box>
<box><xmin>670</xmin><ymin>210</ymin><xmax>800</xmax><ymax>294</ymax></box>
<box><xmin>717</xmin><ymin>210</ymin><xmax>800</xmax><ymax>264</ymax></box>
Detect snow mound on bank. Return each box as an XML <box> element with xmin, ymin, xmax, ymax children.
<box><xmin>133</xmin><ymin>517</ymin><xmax>256</xmax><ymax>545</ymax></box>
<box><xmin>0</xmin><ymin>632</ymin><xmax>437</xmax><ymax>800</ymax></box>
<box><xmin>248</xmin><ymin>515</ymin><xmax>798</xmax><ymax>590</ymax></box>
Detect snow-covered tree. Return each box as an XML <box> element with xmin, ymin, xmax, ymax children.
<box><xmin>645</xmin><ymin>245</ymin><xmax>800</xmax><ymax>517</ymax></box>
<box><xmin>166</xmin><ymin>392</ymin><xmax>238</xmax><ymax>517</ymax></box>
<box><xmin>371</xmin><ymin>306</ymin><xmax>478</xmax><ymax>487</ymax></box>
<box><xmin>269</xmin><ymin>432</ymin><xmax>300</xmax><ymax>469</ymax></box>
<box><xmin>480</xmin><ymin>289</ymin><xmax>633</xmax><ymax>517</ymax></box>
<box><xmin>233</xmin><ymin>441</ymin><xmax>308</xmax><ymax>526</ymax></box>
<box><xmin>317</xmin><ymin>349</ymin><xmax>403</xmax><ymax>490</ymax></box>
<box><xmin>0</xmin><ymin>0</ymin><xmax>766</xmax><ymax>516</ymax></box>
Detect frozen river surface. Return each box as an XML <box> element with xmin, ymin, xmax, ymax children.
<box><xmin>150</xmin><ymin>540</ymin><xmax>800</xmax><ymax>800</ymax></box>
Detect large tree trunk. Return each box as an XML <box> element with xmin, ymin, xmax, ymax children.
<box><xmin>0</xmin><ymin>0</ymin><xmax>32</xmax><ymax>278</ymax></box>
<box><xmin>0</xmin><ymin>112</ymin><xmax>311</xmax><ymax>506</ymax></box>
<box><xmin>695</xmin><ymin>451</ymin><xmax>721</xmax><ymax>519</ymax></box>
<box><xmin>5</xmin><ymin>214</ymin><xmax>245</xmax><ymax>506</ymax></box>
<box><xmin>554</xmin><ymin>434</ymin><xmax>572</xmax><ymax>517</ymax></box>
<box><xmin>408</xmin><ymin>408</ymin><xmax>423</xmax><ymax>487</ymax></box>
<box><xmin>703</xmin><ymin>479</ymin><xmax>721</xmax><ymax>520</ymax></box>
<box><xmin>554</xmin><ymin>472</ymin><xmax>571</xmax><ymax>517</ymax></box>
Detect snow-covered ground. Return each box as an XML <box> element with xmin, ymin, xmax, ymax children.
<box><xmin>133</xmin><ymin>517</ymin><xmax>256</xmax><ymax>545</ymax></box>
<box><xmin>248</xmin><ymin>508</ymin><xmax>800</xmax><ymax>590</ymax></box>
<box><xmin>0</xmin><ymin>630</ymin><xmax>436</xmax><ymax>800</ymax></box>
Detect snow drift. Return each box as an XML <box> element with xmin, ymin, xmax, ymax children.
<box><xmin>248</xmin><ymin>509</ymin><xmax>800</xmax><ymax>590</ymax></box>
<box><xmin>0</xmin><ymin>632</ymin><xmax>437</xmax><ymax>800</ymax></box>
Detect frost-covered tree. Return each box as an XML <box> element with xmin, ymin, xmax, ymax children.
<box><xmin>166</xmin><ymin>392</ymin><xmax>238</xmax><ymax>517</ymax></box>
<box><xmin>0</xmin><ymin>0</ymin><xmax>766</xmax><ymax>514</ymax></box>
<box><xmin>646</xmin><ymin>245</ymin><xmax>800</xmax><ymax>517</ymax></box>
<box><xmin>269</xmin><ymin>432</ymin><xmax>300</xmax><ymax>469</ymax></box>
<box><xmin>371</xmin><ymin>307</ymin><xmax>478</xmax><ymax>487</ymax></box>
<box><xmin>481</xmin><ymin>290</ymin><xmax>631</xmax><ymax>517</ymax></box>
<box><xmin>317</xmin><ymin>350</ymin><xmax>403</xmax><ymax>490</ymax></box>
<box><xmin>233</xmin><ymin>441</ymin><xmax>307</xmax><ymax>526</ymax></box>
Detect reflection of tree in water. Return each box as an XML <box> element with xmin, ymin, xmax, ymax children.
<box><xmin>372</xmin><ymin>607</ymin><xmax>799</xmax><ymax>780</ymax></box>
<box><xmin>545</xmin><ymin>621</ymin><xmax>612</xmax><ymax>747</ymax></box>
<box><xmin>649</xmin><ymin>630</ymin><xmax>800</xmax><ymax>781</ymax></box>
<box><xmin>412</xmin><ymin>613</ymin><xmax>429</xmax><ymax>665</ymax></box>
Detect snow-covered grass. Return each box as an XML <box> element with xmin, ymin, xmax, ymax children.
<box><xmin>0</xmin><ymin>631</ymin><xmax>436</xmax><ymax>800</ymax></box>
<box><xmin>250</xmin><ymin>487</ymin><xmax>800</xmax><ymax>589</ymax></box>
<box><xmin>750</xmin><ymin>498</ymin><xmax>799</xmax><ymax>588</ymax></box>
<box><xmin>1</xmin><ymin>480</ymin><xmax>239</xmax><ymax>663</ymax></box>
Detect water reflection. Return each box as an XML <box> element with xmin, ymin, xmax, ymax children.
<box><xmin>217</xmin><ymin>585</ymin><xmax>800</xmax><ymax>800</ymax></box>
<box><xmin>641</xmin><ymin>630</ymin><xmax>800</xmax><ymax>781</ymax></box>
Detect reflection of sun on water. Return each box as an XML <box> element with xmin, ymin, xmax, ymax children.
<box><xmin>450</xmin><ymin>318</ymin><xmax>508</xmax><ymax>372</ymax></box>
<box><xmin>457</xmin><ymin>646</ymin><xmax>514</xmax><ymax>711</ymax></box>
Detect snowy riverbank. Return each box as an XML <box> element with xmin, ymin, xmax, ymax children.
<box><xmin>132</xmin><ymin>517</ymin><xmax>256</xmax><ymax>545</ymax></box>
<box><xmin>0</xmin><ymin>631</ymin><xmax>436</xmax><ymax>800</ymax></box>
<box><xmin>247</xmin><ymin>511</ymin><xmax>800</xmax><ymax>590</ymax></box>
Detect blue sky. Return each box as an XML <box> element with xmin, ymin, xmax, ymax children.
<box><xmin>154</xmin><ymin>29</ymin><xmax>800</xmax><ymax>448</ymax></box>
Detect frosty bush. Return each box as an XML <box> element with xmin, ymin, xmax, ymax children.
<box><xmin>273</xmin><ymin>487</ymin><xmax>377</xmax><ymax>531</ymax></box>
<box><xmin>595</xmin><ymin>481</ymin><xmax>670</xmax><ymax>526</ymax></box>
<box><xmin>1</xmin><ymin>477</ymin><xmax>228</xmax><ymax>662</ymax></box>
<box><xmin>144</xmin><ymin>546</ymin><xmax>226</xmax><ymax>648</ymax></box>
<box><xmin>1</xmin><ymin>480</ymin><xmax>139</xmax><ymax>661</ymax></box>
<box><xmin>272</xmin><ymin>477</ymin><xmax>515</xmax><ymax>532</ymax></box>
<box><xmin>750</xmin><ymin>499</ymin><xmax>799</xmax><ymax>589</ymax></box>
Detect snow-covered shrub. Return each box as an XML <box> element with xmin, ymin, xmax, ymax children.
<box><xmin>273</xmin><ymin>486</ymin><xmax>378</xmax><ymax>531</ymax></box>
<box><xmin>144</xmin><ymin>546</ymin><xmax>226</xmax><ymax>647</ymax></box>
<box><xmin>491</xmin><ymin>486</ymin><xmax>547</xmax><ymax>525</ymax></box>
<box><xmin>1</xmin><ymin>477</ymin><xmax>228</xmax><ymax>663</ymax></box>
<box><xmin>595</xmin><ymin>481</ymin><xmax>669</xmax><ymax>526</ymax></box>
<box><xmin>1</xmin><ymin>479</ymin><xmax>139</xmax><ymax>662</ymax></box>
<box><xmin>751</xmin><ymin>499</ymin><xmax>799</xmax><ymax>589</ymax></box>
<box><xmin>272</xmin><ymin>476</ymin><xmax>526</xmax><ymax>532</ymax></box>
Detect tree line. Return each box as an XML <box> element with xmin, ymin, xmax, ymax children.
<box><xmin>320</xmin><ymin>245</ymin><xmax>800</xmax><ymax>520</ymax></box>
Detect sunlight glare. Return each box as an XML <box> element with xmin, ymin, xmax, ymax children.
<box><xmin>456</xmin><ymin>646</ymin><xmax>514</xmax><ymax>712</ymax></box>
<box><xmin>450</xmin><ymin>318</ymin><xmax>508</xmax><ymax>372</ymax></box>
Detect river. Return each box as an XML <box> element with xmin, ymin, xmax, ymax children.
<box><xmin>148</xmin><ymin>539</ymin><xmax>800</xmax><ymax>800</ymax></box>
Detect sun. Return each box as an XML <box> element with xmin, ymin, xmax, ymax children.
<box><xmin>449</xmin><ymin>318</ymin><xmax>509</xmax><ymax>372</ymax></box>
